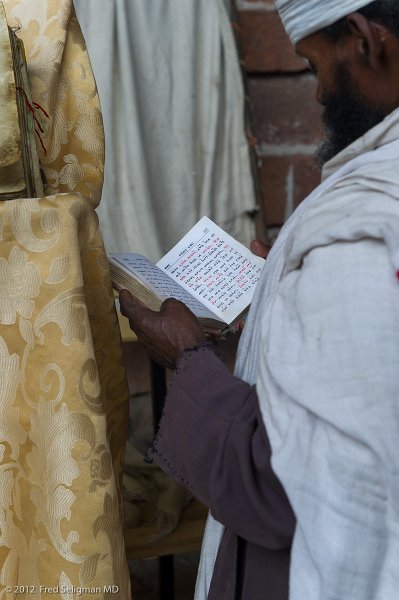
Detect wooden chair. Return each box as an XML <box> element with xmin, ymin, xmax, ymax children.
<box><xmin>125</xmin><ymin>497</ymin><xmax>207</xmax><ymax>599</ymax></box>
<box><xmin>116</xmin><ymin>305</ymin><xmax>208</xmax><ymax>599</ymax></box>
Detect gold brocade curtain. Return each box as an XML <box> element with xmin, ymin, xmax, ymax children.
<box><xmin>0</xmin><ymin>1</ymin><xmax>131</xmax><ymax>597</ymax></box>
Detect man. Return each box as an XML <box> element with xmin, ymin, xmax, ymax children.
<box><xmin>120</xmin><ymin>1</ymin><xmax>399</xmax><ymax>599</ymax></box>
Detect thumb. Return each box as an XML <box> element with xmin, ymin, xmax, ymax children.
<box><xmin>250</xmin><ymin>239</ymin><xmax>271</xmax><ymax>260</ymax></box>
<box><xmin>119</xmin><ymin>289</ymin><xmax>148</xmax><ymax>320</ymax></box>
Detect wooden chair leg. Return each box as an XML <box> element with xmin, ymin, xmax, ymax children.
<box><xmin>151</xmin><ymin>360</ymin><xmax>167</xmax><ymax>432</ymax></box>
<box><xmin>151</xmin><ymin>361</ymin><xmax>173</xmax><ymax>600</ymax></box>
<box><xmin>159</xmin><ymin>555</ymin><xmax>174</xmax><ymax>600</ymax></box>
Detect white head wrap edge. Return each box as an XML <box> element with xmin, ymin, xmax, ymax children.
<box><xmin>275</xmin><ymin>0</ymin><xmax>374</xmax><ymax>45</ymax></box>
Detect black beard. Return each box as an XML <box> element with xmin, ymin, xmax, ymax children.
<box><xmin>314</xmin><ymin>65</ymin><xmax>387</xmax><ymax>169</ymax></box>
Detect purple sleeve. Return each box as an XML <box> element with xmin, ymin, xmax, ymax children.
<box><xmin>147</xmin><ymin>344</ymin><xmax>295</xmax><ymax>550</ymax></box>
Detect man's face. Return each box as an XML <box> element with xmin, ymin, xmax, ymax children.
<box><xmin>296</xmin><ymin>31</ymin><xmax>389</xmax><ymax>169</ymax></box>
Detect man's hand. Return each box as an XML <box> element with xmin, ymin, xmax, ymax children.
<box><xmin>119</xmin><ymin>289</ymin><xmax>206</xmax><ymax>369</ymax></box>
<box><xmin>250</xmin><ymin>240</ymin><xmax>271</xmax><ymax>259</ymax></box>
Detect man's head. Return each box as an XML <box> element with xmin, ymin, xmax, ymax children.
<box><xmin>275</xmin><ymin>1</ymin><xmax>399</xmax><ymax>167</ymax></box>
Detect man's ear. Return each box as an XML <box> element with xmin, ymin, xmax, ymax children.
<box><xmin>346</xmin><ymin>12</ymin><xmax>386</xmax><ymax>70</ymax></box>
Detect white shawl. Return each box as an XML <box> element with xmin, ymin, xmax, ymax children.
<box><xmin>196</xmin><ymin>107</ymin><xmax>399</xmax><ymax>599</ymax></box>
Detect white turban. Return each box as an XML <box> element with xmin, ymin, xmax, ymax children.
<box><xmin>275</xmin><ymin>0</ymin><xmax>374</xmax><ymax>45</ymax></box>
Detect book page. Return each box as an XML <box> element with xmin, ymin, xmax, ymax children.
<box><xmin>157</xmin><ymin>216</ymin><xmax>264</xmax><ymax>324</ymax></box>
<box><xmin>109</xmin><ymin>253</ymin><xmax>220</xmax><ymax>320</ymax></box>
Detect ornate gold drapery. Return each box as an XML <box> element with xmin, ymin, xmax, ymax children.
<box><xmin>0</xmin><ymin>1</ymin><xmax>131</xmax><ymax>597</ymax></box>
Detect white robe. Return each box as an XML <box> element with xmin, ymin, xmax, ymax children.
<box><xmin>197</xmin><ymin>107</ymin><xmax>399</xmax><ymax>600</ymax></box>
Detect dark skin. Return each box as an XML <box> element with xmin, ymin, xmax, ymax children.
<box><xmin>120</xmin><ymin>12</ymin><xmax>399</xmax><ymax>370</ymax></box>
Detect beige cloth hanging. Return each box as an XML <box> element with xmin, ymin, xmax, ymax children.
<box><xmin>0</xmin><ymin>2</ymin><xmax>131</xmax><ymax>597</ymax></box>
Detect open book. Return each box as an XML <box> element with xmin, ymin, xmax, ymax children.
<box><xmin>109</xmin><ymin>216</ymin><xmax>265</xmax><ymax>335</ymax></box>
<box><xmin>0</xmin><ymin>2</ymin><xmax>44</xmax><ymax>200</ymax></box>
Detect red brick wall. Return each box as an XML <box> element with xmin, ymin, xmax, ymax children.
<box><xmin>233</xmin><ymin>0</ymin><xmax>323</xmax><ymax>241</ymax></box>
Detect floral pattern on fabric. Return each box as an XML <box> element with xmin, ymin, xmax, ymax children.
<box><xmin>0</xmin><ymin>2</ymin><xmax>130</xmax><ymax>597</ymax></box>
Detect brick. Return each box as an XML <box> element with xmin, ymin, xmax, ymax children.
<box><xmin>258</xmin><ymin>155</ymin><xmax>321</xmax><ymax>227</ymax></box>
<box><xmin>236</xmin><ymin>11</ymin><xmax>307</xmax><ymax>73</ymax></box>
<box><xmin>247</xmin><ymin>74</ymin><xmax>323</xmax><ymax>146</ymax></box>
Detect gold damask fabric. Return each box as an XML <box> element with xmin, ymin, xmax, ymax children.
<box><xmin>0</xmin><ymin>1</ymin><xmax>131</xmax><ymax>598</ymax></box>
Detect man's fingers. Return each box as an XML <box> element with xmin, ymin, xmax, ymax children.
<box><xmin>250</xmin><ymin>239</ymin><xmax>271</xmax><ymax>259</ymax></box>
<box><xmin>119</xmin><ymin>291</ymin><xmax>205</xmax><ymax>368</ymax></box>
<box><xmin>161</xmin><ymin>297</ymin><xmax>181</xmax><ymax>308</ymax></box>
<box><xmin>160</xmin><ymin>297</ymin><xmax>190</xmax><ymax>313</ymax></box>
<box><xmin>119</xmin><ymin>289</ymin><xmax>149</xmax><ymax>322</ymax></box>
